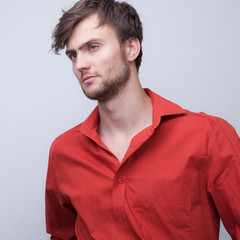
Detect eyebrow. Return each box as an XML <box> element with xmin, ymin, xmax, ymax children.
<box><xmin>65</xmin><ymin>38</ymin><xmax>103</xmax><ymax>55</ymax></box>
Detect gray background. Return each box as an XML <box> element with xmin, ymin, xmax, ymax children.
<box><xmin>0</xmin><ymin>0</ymin><xmax>239</xmax><ymax>239</ymax></box>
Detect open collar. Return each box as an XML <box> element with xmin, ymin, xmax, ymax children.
<box><xmin>77</xmin><ymin>88</ymin><xmax>186</xmax><ymax>138</ymax></box>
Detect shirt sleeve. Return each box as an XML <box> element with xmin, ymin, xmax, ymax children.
<box><xmin>207</xmin><ymin>118</ymin><xmax>240</xmax><ymax>240</ymax></box>
<box><xmin>45</xmin><ymin>145</ymin><xmax>77</xmax><ymax>240</ymax></box>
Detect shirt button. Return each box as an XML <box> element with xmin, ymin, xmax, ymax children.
<box><xmin>117</xmin><ymin>178</ymin><xmax>123</xmax><ymax>184</ymax></box>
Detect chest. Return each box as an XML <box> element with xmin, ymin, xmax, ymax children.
<box><xmin>100</xmin><ymin>134</ymin><xmax>133</xmax><ymax>163</ymax></box>
<box><xmin>56</xmin><ymin>133</ymin><xmax>209</xmax><ymax>239</ymax></box>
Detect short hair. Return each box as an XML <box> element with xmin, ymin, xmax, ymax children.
<box><xmin>51</xmin><ymin>0</ymin><xmax>143</xmax><ymax>71</ymax></box>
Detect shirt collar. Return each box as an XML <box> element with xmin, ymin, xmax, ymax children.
<box><xmin>146</xmin><ymin>89</ymin><xmax>186</xmax><ymax>128</ymax></box>
<box><xmin>78</xmin><ymin>88</ymin><xmax>186</xmax><ymax>135</ymax></box>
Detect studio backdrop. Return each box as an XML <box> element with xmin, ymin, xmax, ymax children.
<box><xmin>0</xmin><ymin>0</ymin><xmax>239</xmax><ymax>239</ymax></box>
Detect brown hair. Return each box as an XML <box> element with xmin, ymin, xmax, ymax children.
<box><xmin>51</xmin><ymin>0</ymin><xmax>143</xmax><ymax>71</ymax></box>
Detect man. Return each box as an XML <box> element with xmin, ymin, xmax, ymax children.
<box><xmin>45</xmin><ymin>0</ymin><xmax>240</xmax><ymax>239</ymax></box>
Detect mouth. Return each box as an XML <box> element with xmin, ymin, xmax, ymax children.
<box><xmin>82</xmin><ymin>75</ymin><xmax>97</xmax><ymax>83</ymax></box>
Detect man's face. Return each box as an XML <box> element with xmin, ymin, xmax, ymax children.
<box><xmin>66</xmin><ymin>13</ymin><xmax>130</xmax><ymax>102</ymax></box>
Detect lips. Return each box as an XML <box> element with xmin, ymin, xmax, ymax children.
<box><xmin>82</xmin><ymin>75</ymin><xmax>97</xmax><ymax>83</ymax></box>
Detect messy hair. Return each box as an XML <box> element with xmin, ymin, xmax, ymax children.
<box><xmin>51</xmin><ymin>0</ymin><xmax>143</xmax><ymax>71</ymax></box>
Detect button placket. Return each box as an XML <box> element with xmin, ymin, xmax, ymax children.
<box><xmin>112</xmin><ymin>170</ymin><xmax>128</xmax><ymax>224</ymax></box>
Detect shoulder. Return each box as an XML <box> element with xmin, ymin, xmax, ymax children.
<box><xmin>183</xmin><ymin>110</ymin><xmax>221</xmax><ymax>126</ymax></box>
<box><xmin>50</xmin><ymin>123</ymin><xmax>83</xmax><ymax>153</ymax></box>
<box><xmin>184</xmin><ymin>110</ymin><xmax>236</xmax><ymax>131</ymax></box>
<box><xmin>49</xmin><ymin>106</ymin><xmax>99</xmax><ymax>158</ymax></box>
<box><xmin>177</xmin><ymin>110</ymin><xmax>239</xmax><ymax>143</ymax></box>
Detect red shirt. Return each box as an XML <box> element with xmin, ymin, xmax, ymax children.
<box><xmin>45</xmin><ymin>89</ymin><xmax>240</xmax><ymax>240</ymax></box>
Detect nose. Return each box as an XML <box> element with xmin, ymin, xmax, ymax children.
<box><xmin>75</xmin><ymin>55</ymin><xmax>91</xmax><ymax>72</ymax></box>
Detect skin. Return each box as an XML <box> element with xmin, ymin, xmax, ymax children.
<box><xmin>66</xmin><ymin>13</ymin><xmax>153</xmax><ymax>162</ymax></box>
<box><xmin>66</xmin><ymin>14</ymin><xmax>130</xmax><ymax>102</ymax></box>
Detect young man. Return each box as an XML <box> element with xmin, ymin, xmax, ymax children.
<box><xmin>45</xmin><ymin>0</ymin><xmax>240</xmax><ymax>239</ymax></box>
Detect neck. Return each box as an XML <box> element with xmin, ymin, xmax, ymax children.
<box><xmin>98</xmin><ymin>75</ymin><xmax>153</xmax><ymax>138</ymax></box>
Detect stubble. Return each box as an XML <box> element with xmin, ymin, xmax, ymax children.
<box><xmin>81</xmin><ymin>51</ymin><xmax>130</xmax><ymax>102</ymax></box>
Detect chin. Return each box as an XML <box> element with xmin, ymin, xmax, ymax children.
<box><xmin>82</xmin><ymin>88</ymin><xmax>101</xmax><ymax>101</ymax></box>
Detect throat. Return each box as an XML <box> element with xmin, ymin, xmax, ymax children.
<box><xmin>97</xmin><ymin>87</ymin><xmax>153</xmax><ymax>163</ymax></box>
<box><xmin>100</xmin><ymin>132</ymin><xmax>132</xmax><ymax>163</ymax></box>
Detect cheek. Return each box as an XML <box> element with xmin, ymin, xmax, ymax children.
<box><xmin>100</xmin><ymin>47</ymin><xmax>121</xmax><ymax>64</ymax></box>
<box><xmin>72</xmin><ymin>65</ymin><xmax>79</xmax><ymax>76</ymax></box>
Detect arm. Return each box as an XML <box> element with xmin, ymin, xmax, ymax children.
<box><xmin>45</xmin><ymin>146</ymin><xmax>77</xmax><ymax>240</ymax></box>
<box><xmin>207</xmin><ymin>118</ymin><xmax>240</xmax><ymax>240</ymax></box>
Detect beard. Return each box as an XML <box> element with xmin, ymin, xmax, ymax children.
<box><xmin>81</xmin><ymin>52</ymin><xmax>130</xmax><ymax>102</ymax></box>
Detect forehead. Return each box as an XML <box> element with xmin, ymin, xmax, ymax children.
<box><xmin>66</xmin><ymin>13</ymin><xmax>119</xmax><ymax>49</ymax></box>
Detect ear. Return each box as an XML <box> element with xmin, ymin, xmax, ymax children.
<box><xmin>125</xmin><ymin>37</ymin><xmax>141</xmax><ymax>63</ymax></box>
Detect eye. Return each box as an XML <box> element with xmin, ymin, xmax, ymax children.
<box><xmin>68</xmin><ymin>52</ymin><xmax>77</xmax><ymax>61</ymax></box>
<box><xmin>70</xmin><ymin>53</ymin><xmax>77</xmax><ymax>60</ymax></box>
<box><xmin>89</xmin><ymin>44</ymin><xmax>99</xmax><ymax>52</ymax></box>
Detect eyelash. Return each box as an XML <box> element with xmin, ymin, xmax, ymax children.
<box><xmin>88</xmin><ymin>44</ymin><xmax>99</xmax><ymax>52</ymax></box>
<box><xmin>68</xmin><ymin>44</ymin><xmax>99</xmax><ymax>61</ymax></box>
<box><xmin>70</xmin><ymin>53</ymin><xmax>77</xmax><ymax>60</ymax></box>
